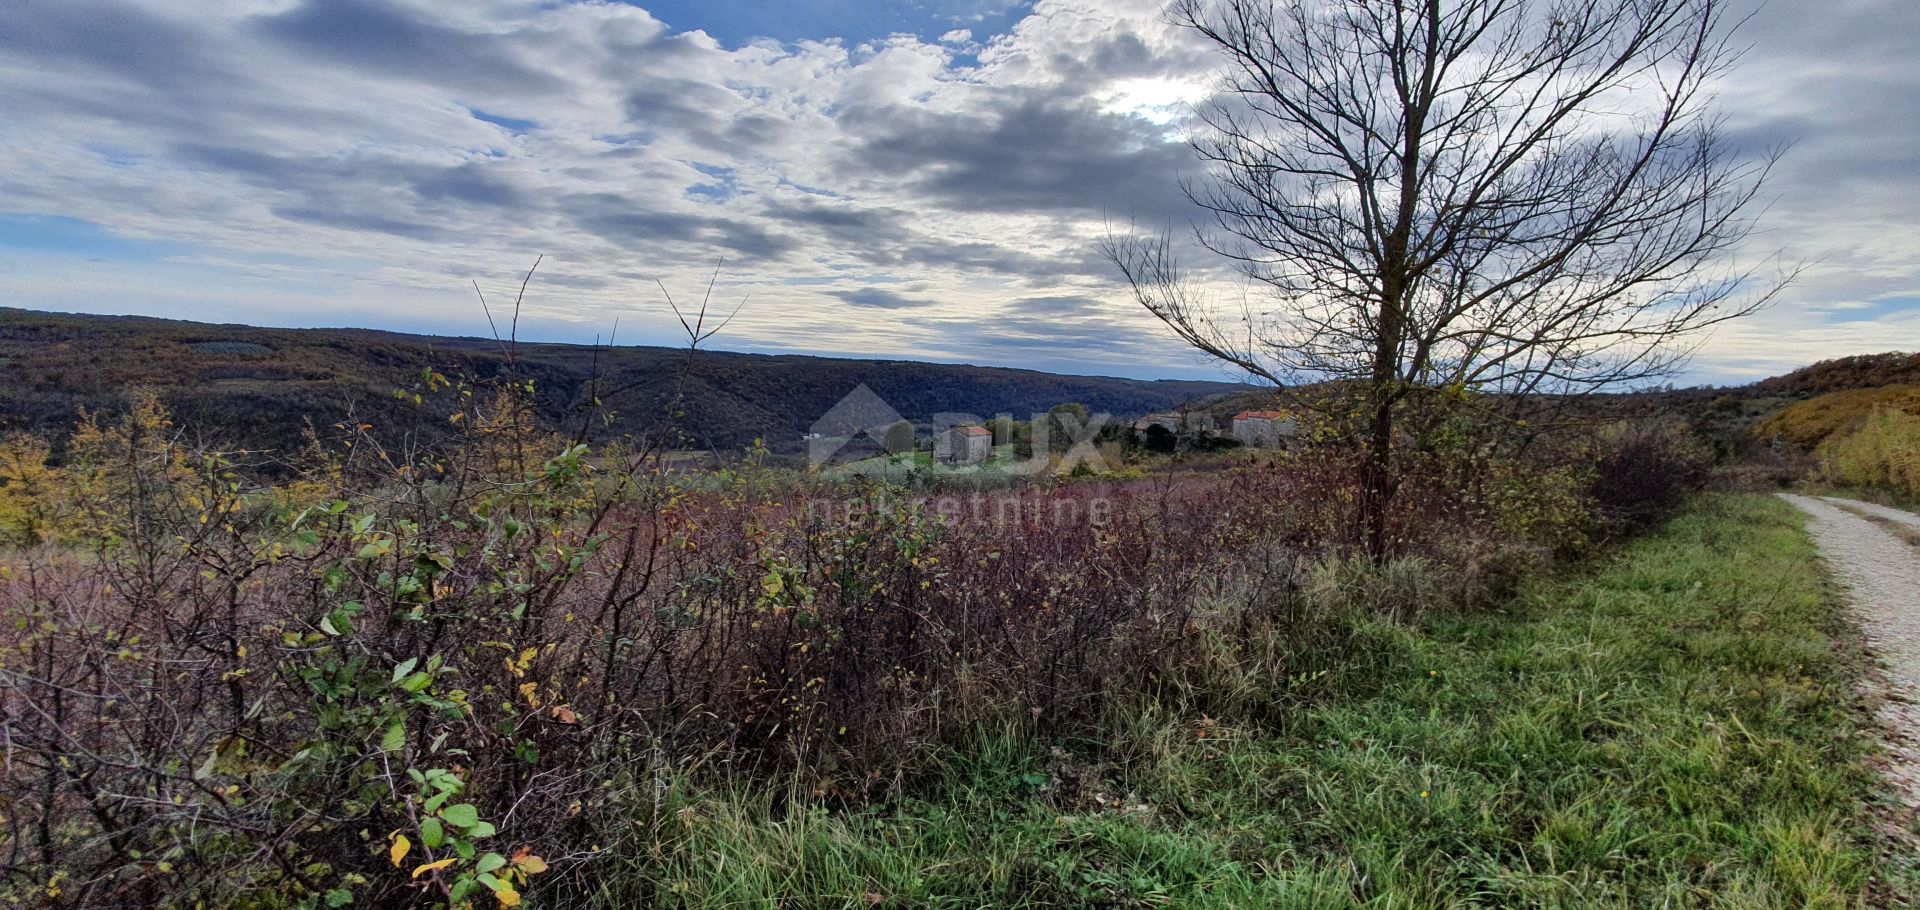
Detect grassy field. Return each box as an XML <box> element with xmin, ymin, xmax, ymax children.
<box><xmin>582</xmin><ymin>495</ymin><xmax>1893</xmax><ymax>908</ymax></box>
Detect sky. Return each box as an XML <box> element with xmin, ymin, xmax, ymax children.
<box><xmin>0</xmin><ymin>0</ymin><xmax>1914</xmax><ymax>384</ymax></box>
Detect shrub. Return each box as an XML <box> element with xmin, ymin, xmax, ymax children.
<box><xmin>1817</xmin><ymin>405</ymin><xmax>1920</xmax><ymax>498</ymax></box>
<box><xmin>0</xmin><ymin>433</ymin><xmax>58</xmax><ymax>546</ymax></box>
<box><xmin>1479</xmin><ymin>458</ymin><xmax>1595</xmax><ymax>556</ymax></box>
<box><xmin>1587</xmin><ymin>421</ymin><xmax>1711</xmax><ymax>533</ymax></box>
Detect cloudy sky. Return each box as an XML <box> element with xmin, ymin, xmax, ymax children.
<box><xmin>0</xmin><ymin>0</ymin><xmax>1914</xmax><ymax>383</ymax></box>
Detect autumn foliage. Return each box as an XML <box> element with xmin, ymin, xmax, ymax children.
<box><xmin>0</xmin><ymin>368</ymin><xmax>1701</xmax><ymax>908</ymax></box>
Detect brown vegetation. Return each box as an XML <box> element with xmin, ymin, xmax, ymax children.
<box><xmin>1755</xmin><ymin>384</ymin><xmax>1920</xmax><ymax>449</ymax></box>
<box><xmin>1757</xmin><ymin>352</ymin><xmax>1920</xmax><ymax>396</ymax></box>
<box><xmin>0</xmin><ymin>358</ymin><xmax>1705</xmax><ymax>907</ymax></box>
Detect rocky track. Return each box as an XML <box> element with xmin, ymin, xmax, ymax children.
<box><xmin>1781</xmin><ymin>494</ymin><xmax>1920</xmax><ymax>824</ymax></box>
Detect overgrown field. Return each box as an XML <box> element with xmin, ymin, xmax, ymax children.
<box><xmin>603</xmin><ymin>495</ymin><xmax>1886</xmax><ymax>908</ymax></box>
<box><xmin>0</xmin><ymin>378</ymin><xmax>1862</xmax><ymax>909</ymax></box>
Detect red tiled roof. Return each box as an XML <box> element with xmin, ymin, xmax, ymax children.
<box><xmin>1234</xmin><ymin>410</ymin><xmax>1287</xmax><ymax>420</ymax></box>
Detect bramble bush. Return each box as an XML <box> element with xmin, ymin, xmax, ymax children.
<box><xmin>1586</xmin><ymin>420</ymin><xmax>1712</xmax><ymax>534</ymax></box>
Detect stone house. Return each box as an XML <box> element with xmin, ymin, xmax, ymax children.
<box><xmin>1232</xmin><ymin>410</ymin><xmax>1298</xmax><ymax>448</ymax></box>
<box><xmin>936</xmin><ymin>424</ymin><xmax>993</xmax><ymax>466</ymax></box>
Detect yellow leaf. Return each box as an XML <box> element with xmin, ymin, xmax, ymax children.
<box><xmin>412</xmin><ymin>858</ymin><xmax>457</xmax><ymax>879</ymax></box>
<box><xmin>512</xmin><ymin>850</ymin><xmax>549</xmax><ymax>875</ymax></box>
<box><xmin>495</xmin><ymin>886</ymin><xmax>521</xmax><ymax>908</ymax></box>
<box><xmin>389</xmin><ymin>833</ymin><xmax>411</xmax><ymax>867</ymax></box>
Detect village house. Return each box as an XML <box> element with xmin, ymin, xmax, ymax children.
<box><xmin>935</xmin><ymin>424</ymin><xmax>993</xmax><ymax>466</ymax></box>
<box><xmin>1232</xmin><ymin>410</ymin><xmax>1298</xmax><ymax>448</ymax></box>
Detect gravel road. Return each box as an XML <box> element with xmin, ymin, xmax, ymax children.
<box><xmin>1780</xmin><ymin>493</ymin><xmax>1920</xmax><ymax>808</ymax></box>
<box><xmin>1837</xmin><ymin>497</ymin><xmax>1920</xmax><ymax>533</ymax></box>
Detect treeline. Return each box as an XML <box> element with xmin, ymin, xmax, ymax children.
<box><xmin>1757</xmin><ymin>351</ymin><xmax>1920</xmax><ymax>397</ymax></box>
<box><xmin>0</xmin><ymin>308</ymin><xmax>1238</xmax><ymax>462</ymax></box>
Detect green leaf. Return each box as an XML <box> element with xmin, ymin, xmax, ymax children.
<box><xmin>466</xmin><ymin>822</ymin><xmax>496</xmax><ymax>840</ymax></box>
<box><xmin>439</xmin><ymin>803</ymin><xmax>479</xmax><ymax>829</ymax></box>
<box><xmin>475</xmin><ymin>853</ymin><xmax>506</xmax><ymax>875</ymax></box>
<box><xmin>420</xmin><ymin>817</ymin><xmax>444</xmax><ymax>849</ymax></box>
<box><xmin>399</xmin><ymin>672</ymin><xmax>433</xmax><ymax>693</ymax></box>
<box><xmin>325</xmin><ymin>887</ymin><xmax>353</xmax><ymax>907</ymax></box>
<box><xmin>381</xmin><ymin>721</ymin><xmax>406</xmax><ymax>753</ymax></box>
<box><xmin>391</xmin><ymin>658</ymin><xmax>418</xmax><ymax>684</ymax></box>
<box><xmin>195</xmin><ymin>749</ymin><xmax>219</xmax><ymax>781</ymax></box>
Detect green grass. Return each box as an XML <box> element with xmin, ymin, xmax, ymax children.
<box><xmin>582</xmin><ymin>495</ymin><xmax>1890</xmax><ymax>908</ymax></box>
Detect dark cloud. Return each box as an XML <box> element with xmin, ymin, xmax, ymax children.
<box><xmin>1065</xmin><ymin>31</ymin><xmax>1157</xmax><ymax>77</ymax></box>
<box><xmin>856</xmin><ymin>234</ymin><xmax>1102</xmax><ymax>280</ymax></box>
<box><xmin>618</xmin><ymin>80</ymin><xmax>800</xmax><ymax>157</ymax></box>
<box><xmin>830</xmin><ymin>287</ymin><xmax>932</xmax><ymax>309</ymax></box>
<box><xmin>907</xmin><ymin>303</ymin><xmax>1175</xmax><ymax>366</ymax></box>
<box><xmin>0</xmin><ymin>0</ymin><xmax>237</xmax><ymax>91</ymax></box>
<box><xmin>566</xmin><ymin>192</ymin><xmax>799</xmax><ymax>262</ymax></box>
<box><xmin>1003</xmin><ymin>295</ymin><xmax>1100</xmax><ymax>315</ymax></box>
<box><xmin>269</xmin><ymin>205</ymin><xmax>443</xmax><ymax>240</ymax></box>
<box><xmin>410</xmin><ymin>162</ymin><xmax>530</xmax><ymax>208</ymax></box>
<box><xmin>1038</xmin><ymin>29</ymin><xmax>1211</xmax><ymax>84</ymax></box>
<box><xmin>756</xmin><ymin>198</ymin><xmax>1109</xmax><ymax>280</ymax></box>
<box><xmin>173</xmin><ymin>144</ymin><xmax>290</xmax><ymax>183</ymax></box>
<box><xmin>758</xmin><ymin>198</ymin><xmax>909</xmax><ymax>248</ymax></box>
<box><xmin>175</xmin><ymin>144</ymin><xmax>536</xmax><ymax>216</ymax></box>
<box><xmin>253</xmin><ymin>0</ymin><xmax>561</xmax><ymax>94</ymax></box>
<box><xmin>842</xmin><ymin>90</ymin><xmax>1196</xmax><ymax>221</ymax></box>
<box><xmin>623</xmin><ymin>80</ymin><xmax>740</xmax><ymax>132</ymax></box>
<box><xmin>762</xmin><ymin>198</ymin><xmax>902</xmax><ymax>230</ymax></box>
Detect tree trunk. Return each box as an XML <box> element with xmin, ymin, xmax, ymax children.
<box><xmin>1361</xmin><ymin>371</ymin><xmax>1398</xmax><ymax>560</ymax></box>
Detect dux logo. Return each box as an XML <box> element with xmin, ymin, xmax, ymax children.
<box><xmin>807</xmin><ymin>384</ymin><xmax>1112</xmax><ymax>475</ymax></box>
<box><xmin>807</xmin><ymin>384</ymin><xmax>907</xmax><ymax>467</ymax></box>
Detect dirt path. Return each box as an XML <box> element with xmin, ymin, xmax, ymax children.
<box><xmin>1780</xmin><ymin>494</ymin><xmax>1920</xmax><ymax>843</ymax></box>
<box><xmin>1839</xmin><ymin>497</ymin><xmax>1920</xmax><ymax>534</ymax></box>
<box><xmin>1784</xmin><ymin>495</ymin><xmax>1920</xmax><ymax>679</ymax></box>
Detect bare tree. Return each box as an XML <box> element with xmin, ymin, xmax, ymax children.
<box><xmin>1105</xmin><ymin>0</ymin><xmax>1782</xmax><ymax>557</ymax></box>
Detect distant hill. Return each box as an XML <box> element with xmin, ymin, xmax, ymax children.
<box><xmin>1744</xmin><ymin>353</ymin><xmax>1920</xmax><ymax>448</ymax></box>
<box><xmin>1757</xmin><ymin>352</ymin><xmax>1920</xmax><ymax>397</ymax></box>
<box><xmin>1755</xmin><ymin>385</ymin><xmax>1920</xmax><ymax>448</ymax></box>
<box><xmin>0</xmin><ymin>308</ymin><xmax>1242</xmax><ymax>459</ymax></box>
<box><xmin>1149</xmin><ymin>352</ymin><xmax>1920</xmax><ymax>453</ymax></box>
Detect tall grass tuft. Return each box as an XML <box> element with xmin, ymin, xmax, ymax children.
<box><xmin>1818</xmin><ymin>404</ymin><xmax>1920</xmax><ymax>498</ymax></box>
